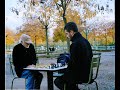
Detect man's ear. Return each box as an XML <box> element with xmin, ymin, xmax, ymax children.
<box><xmin>70</xmin><ymin>30</ymin><xmax>74</xmax><ymax>36</ymax></box>
<box><xmin>70</xmin><ymin>30</ymin><xmax>73</xmax><ymax>33</ymax></box>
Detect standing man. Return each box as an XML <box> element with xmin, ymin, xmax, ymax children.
<box><xmin>12</xmin><ymin>34</ymin><xmax>43</xmax><ymax>90</ymax></box>
<box><xmin>54</xmin><ymin>22</ymin><xmax>93</xmax><ymax>90</ymax></box>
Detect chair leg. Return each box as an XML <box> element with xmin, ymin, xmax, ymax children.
<box><xmin>76</xmin><ymin>84</ymin><xmax>78</xmax><ymax>87</ymax></box>
<box><xmin>86</xmin><ymin>85</ymin><xmax>90</xmax><ymax>90</ymax></box>
<box><xmin>11</xmin><ymin>77</ymin><xmax>19</xmax><ymax>90</ymax></box>
<box><xmin>25</xmin><ymin>78</ymin><xmax>26</xmax><ymax>89</ymax></box>
<box><xmin>64</xmin><ymin>83</ymin><xmax>66</xmax><ymax>90</ymax></box>
<box><xmin>9</xmin><ymin>63</ymin><xmax>13</xmax><ymax>75</ymax></box>
<box><xmin>11</xmin><ymin>65</ymin><xmax>15</xmax><ymax>77</ymax></box>
<box><xmin>82</xmin><ymin>84</ymin><xmax>90</xmax><ymax>90</ymax></box>
<box><xmin>94</xmin><ymin>81</ymin><xmax>98</xmax><ymax>90</ymax></box>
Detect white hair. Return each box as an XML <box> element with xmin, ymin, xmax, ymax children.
<box><xmin>19</xmin><ymin>34</ymin><xmax>31</xmax><ymax>43</ymax></box>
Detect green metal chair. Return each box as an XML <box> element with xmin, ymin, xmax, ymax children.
<box><xmin>77</xmin><ymin>53</ymin><xmax>101</xmax><ymax>90</ymax></box>
<box><xmin>8</xmin><ymin>55</ymin><xmax>26</xmax><ymax>90</ymax></box>
<box><xmin>8</xmin><ymin>54</ymin><xmax>15</xmax><ymax>76</ymax></box>
<box><xmin>63</xmin><ymin>53</ymin><xmax>101</xmax><ymax>90</ymax></box>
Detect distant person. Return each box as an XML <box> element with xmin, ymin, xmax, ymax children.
<box><xmin>54</xmin><ymin>22</ymin><xmax>93</xmax><ymax>90</ymax></box>
<box><xmin>12</xmin><ymin>34</ymin><xmax>43</xmax><ymax>90</ymax></box>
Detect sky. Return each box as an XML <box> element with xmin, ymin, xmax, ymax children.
<box><xmin>5</xmin><ymin>0</ymin><xmax>115</xmax><ymax>34</ymax></box>
<box><xmin>5</xmin><ymin>0</ymin><xmax>24</xmax><ymax>32</ymax></box>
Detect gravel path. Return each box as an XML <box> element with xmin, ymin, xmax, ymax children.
<box><xmin>5</xmin><ymin>51</ymin><xmax>115</xmax><ymax>90</ymax></box>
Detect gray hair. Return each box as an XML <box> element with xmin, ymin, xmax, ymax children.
<box><xmin>19</xmin><ymin>34</ymin><xmax>32</xmax><ymax>43</ymax></box>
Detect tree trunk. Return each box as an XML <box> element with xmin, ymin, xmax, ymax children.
<box><xmin>105</xmin><ymin>36</ymin><xmax>107</xmax><ymax>50</ymax></box>
<box><xmin>105</xmin><ymin>30</ymin><xmax>107</xmax><ymax>50</ymax></box>
<box><xmin>93</xmin><ymin>30</ymin><xmax>96</xmax><ymax>46</ymax></box>
<box><xmin>112</xmin><ymin>35</ymin><xmax>115</xmax><ymax>45</ymax></box>
<box><xmin>63</xmin><ymin>15</ymin><xmax>70</xmax><ymax>53</ymax></box>
<box><xmin>86</xmin><ymin>29</ymin><xmax>88</xmax><ymax>40</ymax></box>
<box><xmin>45</xmin><ymin>26</ymin><xmax>49</xmax><ymax>55</ymax></box>
<box><xmin>35</xmin><ymin>35</ymin><xmax>36</xmax><ymax>48</ymax></box>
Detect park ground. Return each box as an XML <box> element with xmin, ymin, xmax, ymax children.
<box><xmin>5</xmin><ymin>51</ymin><xmax>115</xmax><ymax>90</ymax></box>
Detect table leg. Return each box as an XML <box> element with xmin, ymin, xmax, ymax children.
<box><xmin>47</xmin><ymin>71</ymin><xmax>53</xmax><ymax>90</ymax></box>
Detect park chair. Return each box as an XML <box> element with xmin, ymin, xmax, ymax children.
<box><xmin>8</xmin><ymin>54</ymin><xmax>26</xmax><ymax>90</ymax></box>
<box><xmin>63</xmin><ymin>53</ymin><xmax>101</xmax><ymax>90</ymax></box>
<box><xmin>77</xmin><ymin>53</ymin><xmax>101</xmax><ymax>90</ymax></box>
<box><xmin>8</xmin><ymin>54</ymin><xmax>15</xmax><ymax>76</ymax></box>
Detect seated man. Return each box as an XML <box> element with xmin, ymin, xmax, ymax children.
<box><xmin>54</xmin><ymin>22</ymin><xmax>93</xmax><ymax>90</ymax></box>
<box><xmin>12</xmin><ymin>34</ymin><xmax>43</xmax><ymax>90</ymax></box>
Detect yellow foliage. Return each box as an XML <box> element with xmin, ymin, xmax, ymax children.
<box><xmin>84</xmin><ymin>7</ymin><xmax>96</xmax><ymax>19</ymax></box>
<box><xmin>16</xmin><ymin>22</ymin><xmax>46</xmax><ymax>46</ymax></box>
<box><xmin>80</xmin><ymin>30</ymin><xmax>86</xmax><ymax>38</ymax></box>
<box><xmin>54</xmin><ymin>0</ymin><xmax>59</xmax><ymax>3</ymax></box>
<box><xmin>66</xmin><ymin>9</ymin><xmax>81</xmax><ymax>25</ymax></box>
<box><xmin>53</xmin><ymin>22</ymin><xmax>67</xmax><ymax>42</ymax></box>
<box><xmin>5</xmin><ymin>27</ymin><xmax>15</xmax><ymax>46</ymax></box>
<box><xmin>81</xmin><ymin>26</ymin><xmax>115</xmax><ymax>45</ymax></box>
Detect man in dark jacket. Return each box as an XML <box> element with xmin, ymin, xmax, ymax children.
<box><xmin>54</xmin><ymin>22</ymin><xmax>93</xmax><ymax>90</ymax></box>
<box><xmin>12</xmin><ymin>34</ymin><xmax>43</xmax><ymax>90</ymax></box>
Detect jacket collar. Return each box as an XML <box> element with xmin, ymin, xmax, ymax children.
<box><xmin>71</xmin><ymin>32</ymin><xmax>82</xmax><ymax>42</ymax></box>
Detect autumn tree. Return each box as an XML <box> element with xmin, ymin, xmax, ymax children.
<box><xmin>11</xmin><ymin>0</ymin><xmax>57</xmax><ymax>55</ymax></box>
<box><xmin>107</xmin><ymin>26</ymin><xmax>115</xmax><ymax>45</ymax></box>
<box><xmin>89</xmin><ymin>21</ymin><xmax>115</xmax><ymax>47</ymax></box>
<box><xmin>16</xmin><ymin>22</ymin><xmax>46</xmax><ymax>46</ymax></box>
<box><xmin>77</xmin><ymin>0</ymin><xmax>114</xmax><ymax>41</ymax></box>
<box><xmin>53</xmin><ymin>22</ymin><xmax>66</xmax><ymax>42</ymax></box>
<box><xmin>53</xmin><ymin>9</ymin><xmax>81</xmax><ymax>42</ymax></box>
<box><xmin>5</xmin><ymin>27</ymin><xmax>15</xmax><ymax>49</ymax></box>
<box><xmin>76</xmin><ymin>0</ymin><xmax>97</xmax><ymax>40</ymax></box>
<box><xmin>100</xmin><ymin>21</ymin><xmax>114</xmax><ymax>49</ymax></box>
<box><xmin>52</xmin><ymin>0</ymin><xmax>72</xmax><ymax>52</ymax></box>
<box><xmin>52</xmin><ymin>0</ymin><xmax>98</xmax><ymax>52</ymax></box>
<box><xmin>37</xmin><ymin>2</ymin><xmax>56</xmax><ymax>55</ymax></box>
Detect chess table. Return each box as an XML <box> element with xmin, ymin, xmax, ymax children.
<box><xmin>24</xmin><ymin>64</ymin><xmax>67</xmax><ymax>90</ymax></box>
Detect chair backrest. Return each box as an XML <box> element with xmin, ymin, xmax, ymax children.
<box><xmin>87</xmin><ymin>53</ymin><xmax>101</xmax><ymax>83</ymax></box>
<box><xmin>8</xmin><ymin>54</ymin><xmax>17</xmax><ymax>77</ymax></box>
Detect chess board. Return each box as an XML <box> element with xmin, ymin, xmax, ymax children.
<box><xmin>36</xmin><ymin>63</ymin><xmax>66</xmax><ymax>69</ymax></box>
<box><xmin>24</xmin><ymin>63</ymin><xmax>67</xmax><ymax>71</ymax></box>
<box><xmin>36</xmin><ymin>64</ymin><xmax>51</xmax><ymax>68</ymax></box>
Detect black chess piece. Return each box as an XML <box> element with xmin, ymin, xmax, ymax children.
<box><xmin>55</xmin><ymin>63</ymin><xmax>58</xmax><ymax>68</ymax></box>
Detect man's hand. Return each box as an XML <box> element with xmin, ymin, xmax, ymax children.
<box><xmin>27</xmin><ymin>64</ymin><xmax>35</xmax><ymax>68</ymax></box>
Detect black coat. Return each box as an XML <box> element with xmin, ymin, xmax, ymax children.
<box><xmin>63</xmin><ymin>32</ymin><xmax>93</xmax><ymax>83</ymax></box>
<box><xmin>12</xmin><ymin>43</ymin><xmax>37</xmax><ymax>77</ymax></box>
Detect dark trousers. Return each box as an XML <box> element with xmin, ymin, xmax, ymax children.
<box><xmin>32</xmin><ymin>71</ymin><xmax>43</xmax><ymax>89</ymax></box>
<box><xmin>21</xmin><ymin>70</ymin><xmax>43</xmax><ymax>90</ymax></box>
<box><xmin>54</xmin><ymin>76</ymin><xmax>80</xmax><ymax>90</ymax></box>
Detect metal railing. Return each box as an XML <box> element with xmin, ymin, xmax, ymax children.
<box><xmin>6</xmin><ymin>46</ymin><xmax>115</xmax><ymax>54</ymax></box>
<box><xmin>92</xmin><ymin>46</ymin><xmax>115</xmax><ymax>51</ymax></box>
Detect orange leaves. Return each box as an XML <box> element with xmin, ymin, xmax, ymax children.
<box><xmin>53</xmin><ymin>22</ymin><xmax>67</xmax><ymax>42</ymax></box>
<box><xmin>54</xmin><ymin>0</ymin><xmax>59</xmax><ymax>3</ymax></box>
<box><xmin>78</xmin><ymin>26</ymin><xmax>115</xmax><ymax>46</ymax></box>
<box><xmin>5</xmin><ymin>27</ymin><xmax>16</xmax><ymax>45</ymax></box>
<box><xmin>88</xmin><ymin>27</ymin><xmax>115</xmax><ymax>45</ymax></box>
<box><xmin>83</xmin><ymin>7</ymin><xmax>96</xmax><ymax>19</ymax></box>
<box><xmin>66</xmin><ymin>9</ymin><xmax>80</xmax><ymax>25</ymax></box>
<box><xmin>16</xmin><ymin>22</ymin><xmax>46</xmax><ymax>45</ymax></box>
<box><xmin>53</xmin><ymin>28</ymin><xmax>67</xmax><ymax>42</ymax></box>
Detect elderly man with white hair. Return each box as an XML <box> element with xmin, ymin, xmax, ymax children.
<box><xmin>12</xmin><ymin>34</ymin><xmax>43</xmax><ymax>90</ymax></box>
